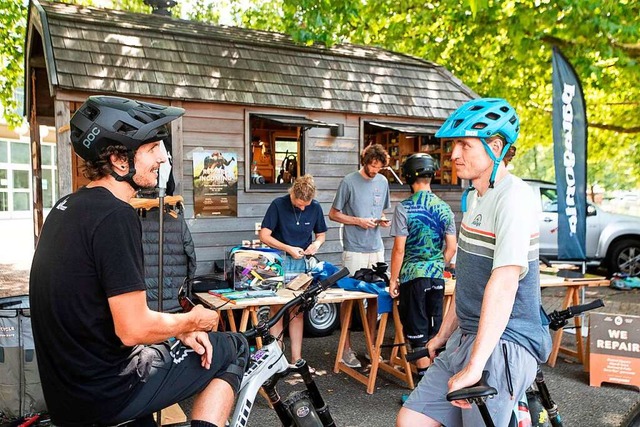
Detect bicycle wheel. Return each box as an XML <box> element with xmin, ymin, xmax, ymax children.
<box><xmin>621</xmin><ymin>399</ymin><xmax>640</xmax><ymax>427</ymax></box>
<box><xmin>527</xmin><ymin>390</ymin><xmax>553</xmax><ymax>427</ymax></box>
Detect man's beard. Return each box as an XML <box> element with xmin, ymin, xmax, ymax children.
<box><xmin>364</xmin><ymin>166</ymin><xmax>377</xmax><ymax>178</ymax></box>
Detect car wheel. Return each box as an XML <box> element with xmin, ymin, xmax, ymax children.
<box><xmin>607</xmin><ymin>238</ymin><xmax>640</xmax><ymax>277</ymax></box>
<box><xmin>304</xmin><ymin>302</ymin><xmax>340</xmax><ymax>337</ymax></box>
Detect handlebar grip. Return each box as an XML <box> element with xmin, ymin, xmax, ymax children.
<box><xmin>405</xmin><ymin>348</ymin><xmax>429</xmax><ymax>362</ymax></box>
<box><xmin>568</xmin><ymin>299</ymin><xmax>604</xmax><ymax>316</ymax></box>
<box><xmin>318</xmin><ymin>267</ymin><xmax>350</xmax><ymax>289</ymax></box>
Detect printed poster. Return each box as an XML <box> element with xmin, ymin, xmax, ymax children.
<box><xmin>193</xmin><ymin>151</ymin><xmax>238</xmax><ymax>217</ymax></box>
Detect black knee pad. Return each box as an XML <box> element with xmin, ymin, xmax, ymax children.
<box><xmin>217</xmin><ymin>332</ymin><xmax>250</xmax><ymax>394</ymax></box>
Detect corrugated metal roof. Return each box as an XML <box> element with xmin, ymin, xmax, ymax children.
<box><xmin>28</xmin><ymin>0</ymin><xmax>476</xmax><ymax>119</ymax></box>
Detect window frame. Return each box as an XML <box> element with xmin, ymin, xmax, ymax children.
<box><xmin>361</xmin><ymin>119</ymin><xmax>457</xmax><ymax>190</ymax></box>
<box><xmin>245</xmin><ymin>112</ymin><xmax>335</xmax><ymax>192</ymax></box>
<box><xmin>0</xmin><ymin>138</ymin><xmax>32</xmax><ymax>218</ymax></box>
<box><xmin>0</xmin><ymin>139</ymin><xmax>58</xmax><ymax>218</ymax></box>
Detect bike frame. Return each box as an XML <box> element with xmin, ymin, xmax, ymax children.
<box><xmin>229</xmin><ymin>267</ymin><xmax>349</xmax><ymax>427</ymax></box>
<box><xmin>230</xmin><ymin>339</ymin><xmax>290</xmax><ymax>426</ymax></box>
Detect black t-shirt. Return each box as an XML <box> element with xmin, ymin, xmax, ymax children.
<box><xmin>29</xmin><ymin>186</ymin><xmax>146</xmax><ymax>425</ymax></box>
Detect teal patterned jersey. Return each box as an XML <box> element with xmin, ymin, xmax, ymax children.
<box><xmin>391</xmin><ymin>191</ymin><xmax>455</xmax><ymax>282</ymax></box>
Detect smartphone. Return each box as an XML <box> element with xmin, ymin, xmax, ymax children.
<box><xmin>375</xmin><ymin>218</ymin><xmax>390</xmax><ymax>225</ymax></box>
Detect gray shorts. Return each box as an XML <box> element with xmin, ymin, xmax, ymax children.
<box><xmin>403</xmin><ymin>328</ymin><xmax>537</xmax><ymax>426</ymax></box>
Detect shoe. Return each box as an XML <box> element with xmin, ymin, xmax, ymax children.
<box><xmin>341</xmin><ymin>349</ymin><xmax>361</xmax><ymax>368</ymax></box>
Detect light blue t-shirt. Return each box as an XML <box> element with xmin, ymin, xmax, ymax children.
<box><xmin>332</xmin><ymin>171</ymin><xmax>390</xmax><ymax>253</ymax></box>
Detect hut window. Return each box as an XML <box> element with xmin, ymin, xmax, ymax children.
<box><xmin>364</xmin><ymin>121</ymin><xmax>459</xmax><ymax>187</ymax></box>
<box><xmin>249</xmin><ymin>114</ymin><xmax>335</xmax><ymax>189</ymax></box>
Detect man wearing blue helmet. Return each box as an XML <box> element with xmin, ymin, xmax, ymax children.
<box><xmin>397</xmin><ymin>98</ymin><xmax>551</xmax><ymax>426</ymax></box>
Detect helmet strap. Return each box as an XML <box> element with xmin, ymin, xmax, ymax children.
<box><xmin>110</xmin><ymin>153</ymin><xmax>141</xmax><ymax>191</ymax></box>
<box><xmin>460</xmin><ymin>184</ymin><xmax>475</xmax><ymax>213</ymax></box>
<box><xmin>480</xmin><ymin>138</ymin><xmax>512</xmax><ymax>189</ymax></box>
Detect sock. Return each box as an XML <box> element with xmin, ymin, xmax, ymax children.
<box><xmin>191</xmin><ymin>421</ymin><xmax>218</xmax><ymax>427</ymax></box>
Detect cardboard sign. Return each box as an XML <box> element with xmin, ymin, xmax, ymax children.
<box><xmin>589</xmin><ymin>312</ymin><xmax>640</xmax><ymax>389</ymax></box>
<box><xmin>286</xmin><ymin>273</ymin><xmax>313</xmax><ymax>291</ymax></box>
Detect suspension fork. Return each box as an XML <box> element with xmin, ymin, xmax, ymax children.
<box><xmin>533</xmin><ymin>366</ymin><xmax>563</xmax><ymax>427</ymax></box>
<box><xmin>293</xmin><ymin>359</ymin><xmax>336</xmax><ymax>427</ymax></box>
<box><xmin>262</xmin><ymin>375</ymin><xmax>293</xmax><ymax>426</ymax></box>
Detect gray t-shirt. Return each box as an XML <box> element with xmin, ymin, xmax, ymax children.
<box><xmin>455</xmin><ymin>174</ymin><xmax>551</xmax><ymax>363</ymax></box>
<box><xmin>332</xmin><ymin>171</ymin><xmax>390</xmax><ymax>253</ymax></box>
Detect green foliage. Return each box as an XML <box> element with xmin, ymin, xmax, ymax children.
<box><xmin>0</xmin><ymin>0</ymin><xmax>27</xmax><ymax>128</ymax></box>
<box><xmin>230</xmin><ymin>0</ymin><xmax>640</xmax><ymax>190</ymax></box>
<box><xmin>175</xmin><ymin>0</ymin><xmax>224</xmax><ymax>24</ymax></box>
<box><xmin>1</xmin><ymin>0</ymin><xmax>638</xmax><ymax>190</ymax></box>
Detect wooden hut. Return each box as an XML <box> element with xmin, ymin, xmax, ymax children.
<box><xmin>25</xmin><ymin>0</ymin><xmax>475</xmax><ymax>272</ymax></box>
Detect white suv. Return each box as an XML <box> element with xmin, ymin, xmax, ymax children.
<box><xmin>526</xmin><ymin>180</ymin><xmax>640</xmax><ymax>277</ymax></box>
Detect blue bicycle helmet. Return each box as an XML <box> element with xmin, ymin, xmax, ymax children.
<box><xmin>435</xmin><ymin>98</ymin><xmax>520</xmax><ymax>145</ymax></box>
<box><xmin>436</xmin><ymin>98</ymin><xmax>520</xmax><ymax>211</ymax></box>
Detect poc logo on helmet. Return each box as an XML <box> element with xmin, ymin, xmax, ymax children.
<box><xmin>82</xmin><ymin>127</ymin><xmax>101</xmax><ymax>149</ymax></box>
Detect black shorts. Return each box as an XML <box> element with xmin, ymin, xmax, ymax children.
<box><xmin>104</xmin><ymin>332</ymin><xmax>241</xmax><ymax>425</ymax></box>
<box><xmin>398</xmin><ymin>277</ymin><xmax>445</xmax><ymax>347</ymax></box>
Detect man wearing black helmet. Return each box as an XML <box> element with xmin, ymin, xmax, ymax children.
<box><xmin>29</xmin><ymin>96</ymin><xmax>248</xmax><ymax>427</ymax></box>
<box><xmin>397</xmin><ymin>99</ymin><xmax>551</xmax><ymax>426</ymax></box>
<box><xmin>389</xmin><ymin>153</ymin><xmax>456</xmax><ymax>398</ymax></box>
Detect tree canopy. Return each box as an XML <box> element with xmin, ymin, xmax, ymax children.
<box><xmin>233</xmin><ymin>0</ymin><xmax>640</xmax><ymax>189</ymax></box>
<box><xmin>1</xmin><ymin>0</ymin><xmax>638</xmax><ymax>189</ymax></box>
<box><xmin>0</xmin><ymin>0</ymin><xmax>27</xmax><ymax>127</ymax></box>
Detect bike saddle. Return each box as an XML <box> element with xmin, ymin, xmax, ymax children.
<box><xmin>446</xmin><ymin>371</ymin><xmax>497</xmax><ymax>402</ymax></box>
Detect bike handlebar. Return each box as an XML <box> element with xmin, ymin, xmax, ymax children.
<box><xmin>242</xmin><ymin>267</ymin><xmax>350</xmax><ymax>339</ymax></box>
<box><xmin>405</xmin><ymin>348</ymin><xmax>429</xmax><ymax>363</ymax></box>
<box><xmin>547</xmin><ymin>299</ymin><xmax>604</xmax><ymax>331</ymax></box>
<box><xmin>405</xmin><ymin>300</ymin><xmax>605</xmax><ymax>362</ymax></box>
<box><xmin>405</xmin><ymin>346</ymin><xmax>446</xmax><ymax>363</ymax></box>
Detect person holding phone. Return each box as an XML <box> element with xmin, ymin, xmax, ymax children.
<box><xmin>329</xmin><ymin>143</ymin><xmax>391</xmax><ymax>368</ymax></box>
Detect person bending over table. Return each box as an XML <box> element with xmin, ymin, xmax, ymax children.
<box><xmin>259</xmin><ymin>174</ymin><xmax>327</xmax><ymax>364</ymax></box>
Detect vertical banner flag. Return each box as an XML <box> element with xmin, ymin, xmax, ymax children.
<box><xmin>552</xmin><ymin>46</ymin><xmax>587</xmax><ymax>260</ymax></box>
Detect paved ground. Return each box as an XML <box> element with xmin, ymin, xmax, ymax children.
<box><xmin>2</xmin><ymin>239</ymin><xmax>639</xmax><ymax>426</ymax></box>
<box><xmin>175</xmin><ymin>283</ymin><xmax>640</xmax><ymax>427</ymax></box>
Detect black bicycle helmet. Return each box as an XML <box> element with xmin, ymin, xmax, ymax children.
<box><xmin>402</xmin><ymin>153</ymin><xmax>438</xmax><ymax>185</ymax></box>
<box><xmin>70</xmin><ymin>95</ymin><xmax>185</xmax><ymax>162</ymax></box>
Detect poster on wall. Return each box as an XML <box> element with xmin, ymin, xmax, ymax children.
<box><xmin>192</xmin><ymin>151</ymin><xmax>238</xmax><ymax>217</ymax></box>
